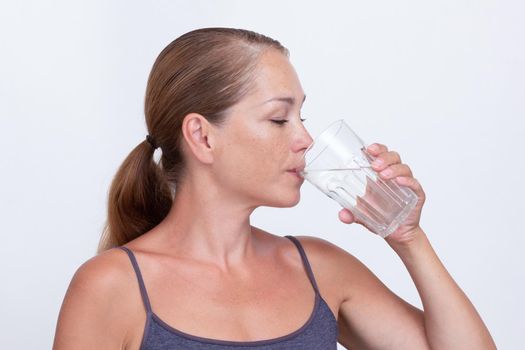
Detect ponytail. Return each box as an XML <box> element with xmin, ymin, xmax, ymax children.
<box><xmin>97</xmin><ymin>140</ymin><xmax>172</xmax><ymax>253</ymax></box>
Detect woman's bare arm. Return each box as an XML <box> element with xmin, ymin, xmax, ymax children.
<box><xmin>298</xmin><ymin>235</ymin><xmax>431</xmax><ymax>349</ymax></box>
<box><xmin>298</xmin><ymin>234</ymin><xmax>495</xmax><ymax>349</ymax></box>
<box><xmin>387</xmin><ymin>228</ymin><xmax>496</xmax><ymax>349</ymax></box>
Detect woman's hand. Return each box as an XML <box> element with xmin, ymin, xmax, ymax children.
<box><xmin>338</xmin><ymin>143</ymin><xmax>426</xmax><ymax>246</ymax></box>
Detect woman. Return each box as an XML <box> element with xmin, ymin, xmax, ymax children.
<box><xmin>53</xmin><ymin>28</ymin><xmax>496</xmax><ymax>349</ymax></box>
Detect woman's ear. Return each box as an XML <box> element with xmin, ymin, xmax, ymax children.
<box><xmin>181</xmin><ymin>113</ymin><xmax>215</xmax><ymax>164</ymax></box>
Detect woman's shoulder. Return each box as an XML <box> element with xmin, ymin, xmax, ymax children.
<box><xmin>286</xmin><ymin>234</ymin><xmax>357</xmax><ymax>266</ymax></box>
<box><xmin>66</xmin><ymin>246</ymin><xmax>144</xmax><ymax>318</ymax></box>
<box><xmin>55</xmin><ymin>247</ymin><xmax>140</xmax><ymax>348</ymax></box>
<box><xmin>66</xmin><ymin>247</ymin><xmax>138</xmax><ymax>311</ymax></box>
<box><xmin>284</xmin><ymin>234</ymin><xmax>375</xmax><ymax>299</ymax></box>
<box><xmin>73</xmin><ymin>246</ymin><xmax>134</xmax><ymax>283</ymax></box>
<box><xmin>255</xmin><ymin>227</ymin><xmax>358</xmax><ymax>265</ymax></box>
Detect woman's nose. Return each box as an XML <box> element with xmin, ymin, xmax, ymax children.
<box><xmin>294</xmin><ymin>124</ymin><xmax>314</xmax><ymax>154</ymax></box>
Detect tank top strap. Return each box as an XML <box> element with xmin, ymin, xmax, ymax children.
<box><xmin>284</xmin><ymin>235</ymin><xmax>320</xmax><ymax>294</ymax></box>
<box><xmin>118</xmin><ymin>246</ymin><xmax>153</xmax><ymax>314</ymax></box>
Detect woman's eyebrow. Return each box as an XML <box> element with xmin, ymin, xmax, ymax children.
<box><xmin>260</xmin><ymin>94</ymin><xmax>306</xmax><ymax>106</ymax></box>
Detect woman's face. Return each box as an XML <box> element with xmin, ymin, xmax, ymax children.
<box><xmin>213</xmin><ymin>48</ymin><xmax>314</xmax><ymax>208</ymax></box>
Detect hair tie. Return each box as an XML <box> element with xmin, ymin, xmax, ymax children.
<box><xmin>146</xmin><ymin>134</ymin><xmax>158</xmax><ymax>149</ymax></box>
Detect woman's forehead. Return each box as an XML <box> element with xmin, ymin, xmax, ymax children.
<box><xmin>246</xmin><ymin>52</ymin><xmax>304</xmax><ymax>107</ymax></box>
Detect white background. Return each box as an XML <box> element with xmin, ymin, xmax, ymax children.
<box><xmin>1</xmin><ymin>1</ymin><xmax>524</xmax><ymax>348</ymax></box>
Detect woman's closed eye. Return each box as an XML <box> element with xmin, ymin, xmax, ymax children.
<box><xmin>271</xmin><ymin>118</ymin><xmax>307</xmax><ymax>126</ymax></box>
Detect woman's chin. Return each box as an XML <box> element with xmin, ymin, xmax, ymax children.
<box><xmin>268</xmin><ymin>191</ymin><xmax>302</xmax><ymax>208</ymax></box>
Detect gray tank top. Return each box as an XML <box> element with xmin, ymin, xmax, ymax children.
<box><xmin>118</xmin><ymin>235</ymin><xmax>338</xmax><ymax>349</ymax></box>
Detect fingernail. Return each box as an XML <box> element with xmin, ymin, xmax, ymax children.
<box><xmin>380</xmin><ymin>168</ymin><xmax>392</xmax><ymax>177</ymax></box>
<box><xmin>372</xmin><ymin>158</ymin><xmax>384</xmax><ymax>167</ymax></box>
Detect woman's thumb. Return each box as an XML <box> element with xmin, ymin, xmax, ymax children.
<box><xmin>338</xmin><ymin>208</ymin><xmax>355</xmax><ymax>224</ymax></box>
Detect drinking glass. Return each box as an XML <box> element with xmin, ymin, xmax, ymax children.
<box><xmin>299</xmin><ymin>119</ymin><xmax>418</xmax><ymax>238</ymax></box>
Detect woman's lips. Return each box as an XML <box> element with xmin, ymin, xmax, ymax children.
<box><xmin>287</xmin><ymin>170</ymin><xmax>304</xmax><ymax>180</ymax></box>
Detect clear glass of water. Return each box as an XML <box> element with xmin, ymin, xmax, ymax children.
<box><xmin>299</xmin><ymin>119</ymin><xmax>418</xmax><ymax>238</ymax></box>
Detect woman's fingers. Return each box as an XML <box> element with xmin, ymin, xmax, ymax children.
<box><xmin>341</xmin><ymin>143</ymin><xmax>425</xmax><ymax>235</ymax></box>
<box><xmin>366</xmin><ymin>143</ymin><xmax>388</xmax><ymax>155</ymax></box>
<box><xmin>366</xmin><ymin>144</ymin><xmax>411</xmax><ymax>180</ymax></box>
<box><xmin>370</xmin><ymin>151</ymin><xmax>402</xmax><ymax>170</ymax></box>
<box><xmin>396</xmin><ymin>176</ymin><xmax>426</xmax><ymax>201</ymax></box>
<box><xmin>376</xmin><ymin>163</ymin><xmax>413</xmax><ymax>179</ymax></box>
